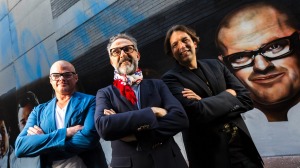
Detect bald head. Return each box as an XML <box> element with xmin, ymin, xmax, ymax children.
<box><xmin>216</xmin><ymin>1</ymin><xmax>299</xmax><ymax>55</ymax></box>
<box><xmin>50</xmin><ymin>60</ymin><xmax>76</xmax><ymax>74</ymax></box>
<box><xmin>49</xmin><ymin>60</ymin><xmax>78</xmax><ymax>96</ymax></box>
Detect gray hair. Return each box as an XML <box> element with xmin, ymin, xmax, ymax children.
<box><xmin>107</xmin><ymin>33</ymin><xmax>138</xmax><ymax>56</ymax></box>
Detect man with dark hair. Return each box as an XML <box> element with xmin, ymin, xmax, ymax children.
<box><xmin>17</xmin><ymin>91</ymin><xmax>39</xmax><ymax>131</ymax></box>
<box><xmin>162</xmin><ymin>25</ymin><xmax>263</xmax><ymax>168</ymax></box>
<box><xmin>216</xmin><ymin>1</ymin><xmax>300</xmax><ymax>158</ymax></box>
<box><xmin>10</xmin><ymin>91</ymin><xmax>41</xmax><ymax>168</ymax></box>
<box><xmin>94</xmin><ymin>33</ymin><xmax>189</xmax><ymax>168</ymax></box>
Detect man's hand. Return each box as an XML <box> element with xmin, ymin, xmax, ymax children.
<box><xmin>151</xmin><ymin>107</ymin><xmax>167</xmax><ymax>117</ymax></box>
<box><xmin>121</xmin><ymin>134</ymin><xmax>137</xmax><ymax>142</ymax></box>
<box><xmin>182</xmin><ymin>88</ymin><xmax>201</xmax><ymax>100</ymax></box>
<box><xmin>66</xmin><ymin>125</ymin><xmax>83</xmax><ymax>138</ymax></box>
<box><xmin>226</xmin><ymin>89</ymin><xmax>237</xmax><ymax>97</ymax></box>
<box><xmin>27</xmin><ymin>125</ymin><xmax>44</xmax><ymax>135</ymax></box>
<box><xmin>104</xmin><ymin>109</ymin><xmax>116</xmax><ymax>115</ymax></box>
<box><xmin>104</xmin><ymin>109</ymin><xmax>136</xmax><ymax>142</ymax></box>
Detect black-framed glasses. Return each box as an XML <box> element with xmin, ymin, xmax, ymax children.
<box><xmin>222</xmin><ymin>32</ymin><xmax>299</xmax><ymax>70</ymax></box>
<box><xmin>49</xmin><ymin>72</ymin><xmax>76</xmax><ymax>81</ymax></box>
<box><xmin>110</xmin><ymin>45</ymin><xmax>136</xmax><ymax>57</ymax></box>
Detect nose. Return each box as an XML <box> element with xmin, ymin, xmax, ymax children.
<box><xmin>57</xmin><ymin>75</ymin><xmax>67</xmax><ymax>81</ymax></box>
<box><xmin>119</xmin><ymin>50</ymin><xmax>128</xmax><ymax>59</ymax></box>
<box><xmin>177</xmin><ymin>41</ymin><xmax>186</xmax><ymax>50</ymax></box>
<box><xmin>253</xmin><ymin>55</ymin><xmax>274</xmax><ymax>73</ymax></box>
<box><xmin>58</xmin><ymin>75</ymin><xmax>64</xmax><ymax>80</ymax></box>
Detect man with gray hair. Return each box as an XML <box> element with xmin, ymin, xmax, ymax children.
<box><xmin>94</xmin><ymin>33</ymin><xmax>189</xmax><ymax>168</ymax></box>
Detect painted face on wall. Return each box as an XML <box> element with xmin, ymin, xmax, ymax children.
<box><xmin>18</xmin><ymin>104</ymin><xmax>33</xmax><ymax>132</ymax></box>
<box><xmin>219</xmin><ymin>8</ymin><xmax>300</xmax><ymax>105</ymax></box>
<box><xmin>49</xmin><ymin>61</ymin><xmax>78</xmax><ymax>95</ymax></box>
<box><xmin>109</xmin><ymin>38</ymin><xmax>140</xmax><ymax>75</ymax></box>
<box><xmin>169</xmin><ymin>31</ymin><xmax>197</xmax><ymax>68</ymax></box>
<box><xmin>0</xmin><ymin>120</ymin><xmax>9</xmax><ymax>158</ymax></box>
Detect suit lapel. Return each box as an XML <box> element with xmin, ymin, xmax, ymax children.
<box><xmin>198</xmin><ymin>60</ymin><xmax>219</xmax><ymax>95</ymax></box>
<box><xmin>112</xmin><ymin>85</ymin><xmax>138</xmax><ymax>110</ymax></box>
<box><xmin>64</xmin><ymin>93</ymin><xmax>77</xmax><ymax>127</ymax></box>
<box><xmin>139</xmin><ymin>80</ymin><xmax>152</xmax><ymax>109</ymax></box>
<box><xmin>43</xmin><ymin>98</ymin><xmax>58</xmax><ymax>131</ymax></box>
<box><xmin>175</xmin><ymin>62</ymin><xmax>213</xmax><ymax>96</ymax></box>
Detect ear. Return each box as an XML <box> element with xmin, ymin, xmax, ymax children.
<box><xmin>194</xmin><ymin>41</ymin><xmax>197</xmax><ymax>49</ymax></box>
<box><xmin>110</xmin><ymin>59</ymin><xmax>117</xmax><ymax>70</ymax></box>
<box><xmin>8</xmin><ymin>126</ymin><xmax>11</xmax><ymax>137</ymax></box>
<box><xmin>218</xmin><ymin>55</ymin><xmax>224</xmax><ymax>62</ymax></box>
<box><xmin>74</xmin><ymin>74</ymin><xmax>79</xmax><ymax>82</ymax></box>
<box><xmin>137</xmin><ymin>52</ymin><xmax>141</xmax><ymax>61</ymax></box>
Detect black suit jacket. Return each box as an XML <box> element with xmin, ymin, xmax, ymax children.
<box><xmin>162</xmin><ymin>59</ymin><xmax>263</xmax><ymax>168</ymax></box>
<box><xmin>94</xmin><ymin>79</ymin><xmax>189</xmax><ymax>168</ymax></box>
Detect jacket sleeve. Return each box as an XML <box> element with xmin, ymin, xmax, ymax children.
<box><xmin>162</xmin><ymin>61</ymin><xmax>253</xmax><ymax>124</ymax></box>
<box><xmin>15</xmin><ymin>105</ymin><xmax>67</xmax><ymax>157</ymax></box>
<box><xmin>148</xmin><ymin>80</ymin><xmax>188</xmax><ymax>138</ymax></box>
<box><xmin>94</xmin><ymin>82</ymin><xmax>188</xmax><ymax>142</ymax></box>
<box><xmin>220</xmin><ymin>61</ymin><xmax>253</xmax><ymax>118</ymax></box>
<box><xmin>94</xmin><ymin>87</ymin><xmax>159</xmax><ymax>141</ymax></box>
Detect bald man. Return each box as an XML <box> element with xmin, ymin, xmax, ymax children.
<box><xmin>216</xmin><ymin>1</ymin><xmax>300</xmax><ymax>159</ymax></box>
<box><xmin>15</xmin><ymin>60</ymin><xmax>107</xmax><ymax>168</ymax></box>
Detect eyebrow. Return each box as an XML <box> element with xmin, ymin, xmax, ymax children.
<box><xmin>19</xmin><ymin>118</ymin><xmax>26</xmax><ymax>122</ymax></box>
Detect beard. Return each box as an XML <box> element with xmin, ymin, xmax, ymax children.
<box><xmin>118</xmin><ymin>57</ymin><xmax>138</xmax><ymax>75</ymax></box>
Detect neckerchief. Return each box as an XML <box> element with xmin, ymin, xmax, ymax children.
<box><xmin>113</xmin><ymin>68</ymin><xmax>143</xmax><ymax>105</ymax></box>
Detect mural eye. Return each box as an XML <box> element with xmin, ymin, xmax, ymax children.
<box><xmin>230</xmin><ymin>53</ymin><xmax>251</xmax><ymax>64</ymax></box>
<box><xmin>264</xmin><ymin>40</ymin><xmax>290</xmax><ymax>57</ymax></box>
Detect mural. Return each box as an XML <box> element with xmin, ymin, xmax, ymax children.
<box><xmin>215</xmin><ymin>1</ymin><xmax>300</xmax><ymax>167</ymax></box>
<box><xmin>0</xmin><ymin>0</ymin><xmax>299</xmax><ymax>167</ymax></box>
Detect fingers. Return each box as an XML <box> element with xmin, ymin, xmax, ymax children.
<box><xmin>182</xmin><ymin>88</ymin><xmax>201</xmax><ymax>100</ymax></box>
<box><xmin>104</xmin><ymin>109</ymin><xmax>116</xmax><ymax>115</ymax></box>
<box><xmin>226</xmin><ymin>89</ymin><xmax>236</xmax><ymax>97</ymax></box>
<box><xmin>27</xmin><ymin>127</ymin><xmax>35</xmax><ymax>135</ymax></box>
<box><xmin>74</xmin><ymin>125</ymin><xmax>83</xmax><ymax>131</ymax></box>
<box><xmin>121</xmin><ymin>134</ymin><xmax>137</xmax><ymax>142</ymax></box>
<box><xmin>151</xmin><ymin>107</ymin><xmax>167</xmax><ymax>117</ymax></box>
<box><xmin>182</xmin><ymin>88</ymin><xmax>194</xmax><ymax>95</ymax></box>
<box><xmin>34</xmin><ymin>125</ymin><xmax>44</xmax><ymax>134</ymax></box>
<box><xmin>27</xmin><ymin>125</ymin><xmax>44</xmax><ymax>135</ymax></box>
<box><xmin>66</xmin><ymin>125</ymin><xmax>83</xmax><ymax>138</ymax></box>
<box><xmin>70</xmin><ymin>125</ymin><xmax>83</xmax><ymax>132</ymax></box>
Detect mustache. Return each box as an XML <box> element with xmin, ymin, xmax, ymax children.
<box><xmin>248</xmin><ymin>66</ymin><xmax>285</xmax><ymax>81</ymax></box>
<box><xmin>119</xmin><ymin>57</ymin><xmax>133</xmax><ymax>65</ymax></box>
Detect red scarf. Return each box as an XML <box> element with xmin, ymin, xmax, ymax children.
<box><xmin>113</xmin><ymin>69</ymin><xmax>143</xmax><ymax>105</ymax></box>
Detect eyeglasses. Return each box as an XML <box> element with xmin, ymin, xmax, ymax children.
<box><xmin>110</xmin><ymin>45</ymin><xmax>136</xmax><ymax>57</ymax></box>
<box><xmin>49</xmin><ymin>72</ymin><xmax>76</xmax><ymax>81</ymax></box>
<box><xmin>222</xmin><ymin>32</ymin><xmax>299</xmax><ymax>70</ymax></box>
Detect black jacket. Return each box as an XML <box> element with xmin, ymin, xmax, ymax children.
<box><xmin>162</xmin><ymin>59</ymin><xmax>263</xmax><ymax>168</ymax></box>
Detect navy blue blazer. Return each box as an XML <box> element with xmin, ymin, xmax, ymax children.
<box><xmin>95</xmin><ymin>79</ymin><xmax>188</xmax><ymax>168</ymax></box>
<box><xmin>15</xmin><ymin>92</ymin><xmax>107</xmax><ymax>168</ymax></box>
<box><xmin>162</xmin><ymin>59</ymin><xmax>263</xmax><ymax>168</ymax></box>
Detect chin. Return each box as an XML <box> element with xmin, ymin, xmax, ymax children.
<box><xmin>254</xmin><ymin>95</ymin><xmax>289</xmax><ymax>105</ymax></box>
<box><xmin>119</xmin><ymin>66</ymin><xmax>136</xmax><ymax>75</ymax></box>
